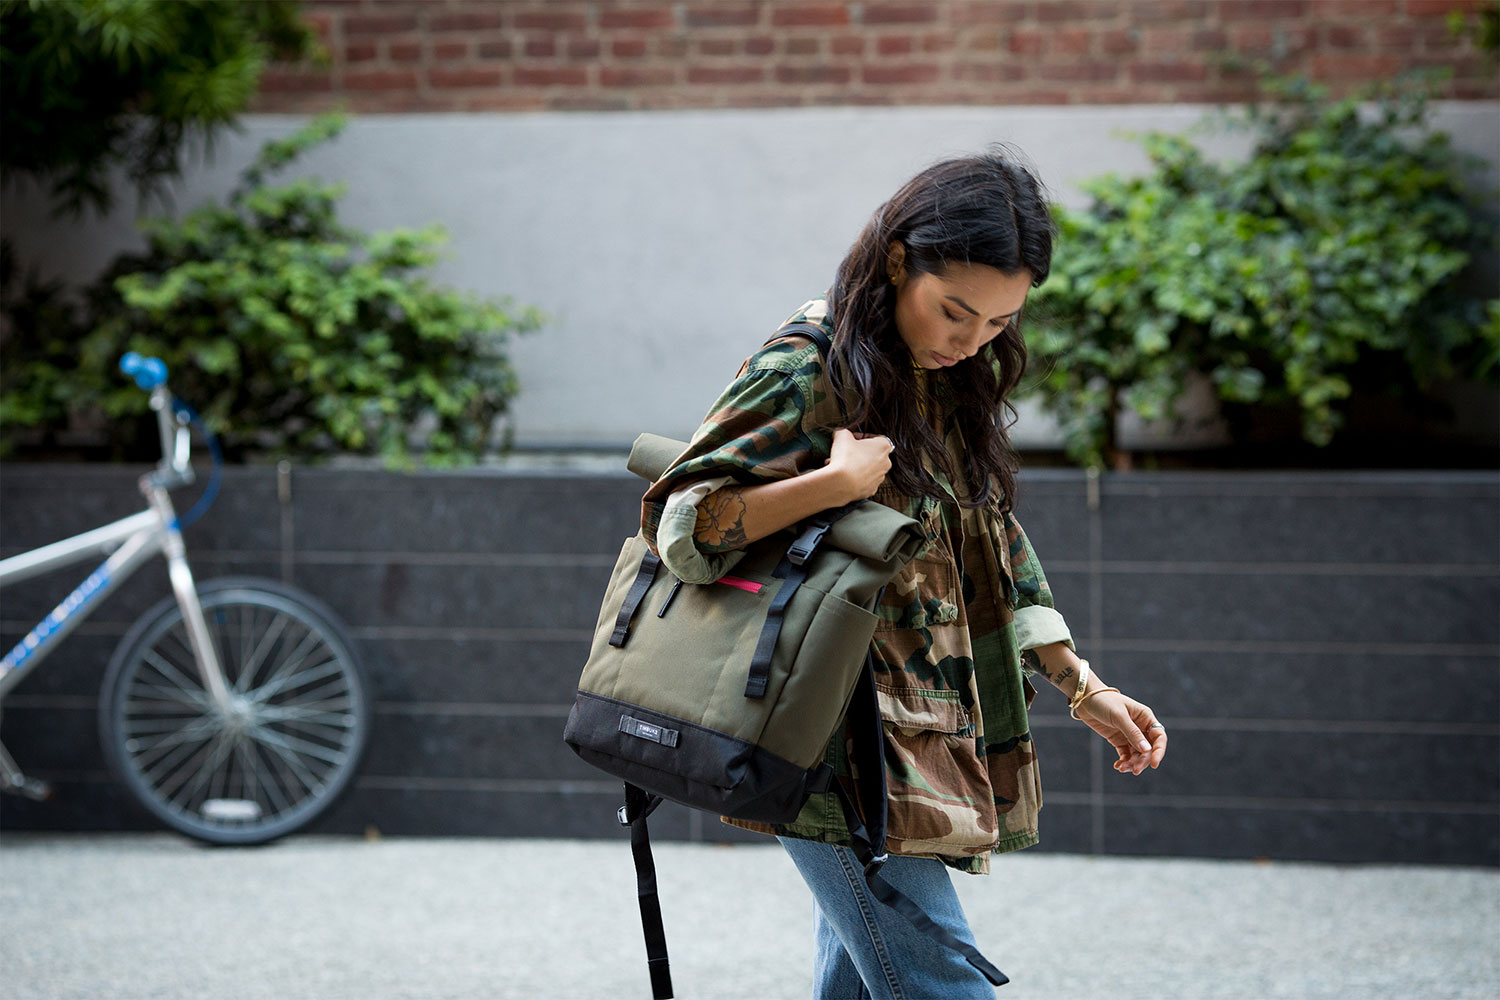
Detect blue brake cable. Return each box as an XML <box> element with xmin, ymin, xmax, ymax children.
<box><xmin>167</xmin><ymin>396</ymin><xmax>223</xmax><ymax>532</ymax></box>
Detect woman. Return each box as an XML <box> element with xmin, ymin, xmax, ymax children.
<box><xmin>639</xmin><ymin>147</ymin><xmax>1168</xmax><ymax>999</ymax></box>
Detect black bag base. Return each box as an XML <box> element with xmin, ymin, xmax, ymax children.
<box><xmin>564</xmin><ymin>691</ymin><xmax>829</xmax><ymax>825</ymax></box>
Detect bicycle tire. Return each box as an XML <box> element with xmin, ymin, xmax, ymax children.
<box><xmin>98</xmin><ymin>576</ymin><xmax>372</xmax><ymax>845</ymax></box>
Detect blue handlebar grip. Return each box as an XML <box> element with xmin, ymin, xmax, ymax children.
<box><xmin>119</xmin><ymin>352</ymin><xmax>168</xmax><ymax>390</ymax></box>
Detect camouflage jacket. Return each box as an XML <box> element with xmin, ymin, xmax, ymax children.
<box><xmin>639</xmin><ymin>295</ymin><xmax>1076</xmax><ymax>875</ymax></box>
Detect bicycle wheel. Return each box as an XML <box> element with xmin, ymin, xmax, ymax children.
<box><xmin>99</xmin><ymin>576</ymin><xmax>371</xmax><ymax>845</ymax></box>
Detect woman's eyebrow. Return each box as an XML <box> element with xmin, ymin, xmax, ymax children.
<box><xmin>945</xmin><ymin>295</ymin><xmax>1020</xmax><ymax>319</ymax></box>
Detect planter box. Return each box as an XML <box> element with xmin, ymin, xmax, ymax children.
<box><xmin>1</xmin><ymin>461</ymin><xmax>1495</xmax><ymax>866</ymax></box>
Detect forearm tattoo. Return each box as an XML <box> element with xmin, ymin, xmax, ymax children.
<box><xmin>694</xmin><ymin>487</ymin><xmax>750</xmax><ymax>552</ymax></box>
<box><xmin>1023</xmin><ymin>647</ymin><xmax>1072</xmax><ymax>686</ymax></box>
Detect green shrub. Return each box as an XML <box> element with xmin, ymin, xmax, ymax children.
<box><xmin>1025</xmin><ymin>70</ymin><xmax>1500</xmax><ymax>468</ymax></box>
<box><xmin>0</xmin><ymin>0</ymin><xmax>319</xmax><ymax>216</ymax></box>
<box><xmin>2</xmin><ymin>114</ymin><xmax>546</xmax><ymax>470</ymax></box>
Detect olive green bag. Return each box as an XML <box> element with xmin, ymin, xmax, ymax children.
<box><xmin>564</xmin><ymin>430</ymin><xmax>926</xmax><ymax>823</ymax></box>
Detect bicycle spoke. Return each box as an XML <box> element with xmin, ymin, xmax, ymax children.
<box><xmin>245</xmin><ymin>618</ymin><xmax>325</xmax><ymax>701</ymax></box>
<box><xmin>251</xmin><ymin>723</ymin><xmax>347</xmax><ymax>773</ymax></box>
<box><xmin>248</xmin><ymin>650</ymin><xmax>341</xmax><ymax>706</ymax></box>
<box><xmin>229</xmin><ymin>608</ymin><xmax>290</xmax><ymax>695</ymax></box>
<box><xmin>248</xmin><ymin>727</ymin><xmax>327</xmax><ymax>798</ymax></box>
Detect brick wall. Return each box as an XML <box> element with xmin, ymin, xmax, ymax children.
<box><xmin>252</xmin><ymin>0</ymin><xmax>1499</xmax><ymax>113</ymax></box>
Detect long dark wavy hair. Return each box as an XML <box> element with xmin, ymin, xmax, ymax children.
<box><xmin>826</xmin><ymin>145</ymin><xmax>1056</xmax><ymax>514</ymax></box>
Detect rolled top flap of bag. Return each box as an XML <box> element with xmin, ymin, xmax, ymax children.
<box><xmin>824</xmin><ymin>503</ymin><xmax>925</xmax><ymax>564</ymax></box>
<box><xmin>629</xmin><ymin>433</ymin><xmax>691</xmax><ymax>483</ymax></box>
<box><xmin>627</xmin><ymin>433</ymin><xmax>924</xmax><ymax>563</ymax></box>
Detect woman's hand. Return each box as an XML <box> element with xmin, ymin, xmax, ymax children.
<box><xmin>825</xmin><ymin>428</ymin><xmax>893</xmax><ymax>503</ymax></box>
<box><xmin>1073</xmin><ymin>689</ymin><xmax>1168</xmax><ymax>776</ymax></box>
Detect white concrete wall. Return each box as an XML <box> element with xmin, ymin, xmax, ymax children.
<box><xmin>4</xmin><ymin>104</ymin><xmax>1496</xmax><ymax>449</ymax></box>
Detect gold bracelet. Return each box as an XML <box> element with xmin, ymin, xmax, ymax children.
<box><xmin>1068</xmin><ymin>660</ymin><xmax>1090</xmax><ymax>712</ymax></box>
<box><xmin>1070</xmin><ymin>685</ymin><xmax>1120</xmax><ymax>721</ymax></box>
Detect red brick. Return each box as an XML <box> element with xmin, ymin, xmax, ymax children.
<box><xmin>600</xmin><ymin>6</ymin><xmax>676</xmax><ymax>29</ymax></box>
<box><xmin>1102</xmin><ymin>29</ymin><xmax>1138</xmax><ymax>54</ymax></box>
<box><xmin>1309</xmin><ymin>53</ymin><xmax>1403</xmax><ymax>78</ymax></box>
<box><xmin>863</xmin><ymin>3</ymin><xmax>940</xmax><ymax>24</ymax></box>
<box><xmin>862</xmin><ymin>63</ymin><xmax>941</xmax><ymax>84</ymax></box>
<box><xmin>567</xmin><ymin>39</ymin><xmax>603</xmax><ymax>59</ymax></box>
<box><xmin>953</xmin><ymin>61</ymin><xmax>1027</xmax><ymax>82</ymax></box>
<box><xmin>1055</xmin><ymin>28</ymin><xmax>1093</xmax><ymax>54</ymax></box>
<box><xmin>951</xmin><ymin>2</ymin><xmax>1027</xmax><ymax>26</ymax></box>
<box><xmin>601</xmin><ymin>66</ymin><xmax>677</xmax><ymax>87</ymax></box>
<box><xmin>1373</xmin><ymin>25</ymin><xmax>1416</xmax><ymax>49</ymax></box>
<box><xmin>1229</xmin><ymin>24</ymin><xmax>1272</xmax><ymax>50</ymax></box>
<box><xmin>1038</xmin><ymin>61</ymin><xmax>1120</xmax><ymax>81</ymax></box>
<box><xmin>345</xmin><ymin>42</ymin><xmax>377</xmax><ymax>62</ymax></box>
<box><xmin>344</xmin><ymin>15</ymin><xmax>418</xmax><ymax>36</ymax></box>
<box><xmin>1125</xmin><ymin>0</ymin><xmax>1209</xmax><ymax>21</ymax></box>
<box><xmin>612</xmin><ymin>37</ymin><xmax>649</xmax><ymax>58</ymax></box>
<box><xmin>513</xmin><ymin>66</ymin><xmax>589</xmax><ymax>86</ymax></box>
<box><xmin>389</xmin><ymin>40</ymin><xmax>423</xmax><ymax>62</ymax></box>
<box><xmin>513</xmin><ymin>10</ymin><xmax>589</xmax><ymax>31</ymax></box>
<box><xmin>776</xmin><ymin>64</ymin><xmax>853</xmax><ymax>84</ymax></box>
<box><xmin>462</xmin><ymin>93</ymin><xmax>549</xmax><ymax>112</ymax></box>
<box><xmin>477</xmin><ymin>40</ymin><xmax>514</xmax><ymax>60</ymax></box>
<box><xmin>1406</xmin><ymin>0</ymin><xmax>1486</xmax><ymax>14</ymax></box>
<box><xmin>1319</xmin><ymin>0</ymin><xmax>1397</xmax><ymax>12</ymax></box>
<box><xmin>831</xmin><ymin>34</ymin><xmax>866</xmax><ymax>55</ymax></box>
<box><xmin>258</xmin><ymin>70</ymin><xmax>335</xmax><ymax>93</ymax></box>
<box><xmin>1322</xmin><ymin>24</ymin><xmax>1366</xmax><ymax>49</ymax></box>
<box><xmin>698</xmin><ymin>37</ymin><xmax>736</xmax><ymax>55</ymax></box>
<box><xmin>687</xmin><ymin>65</ymin><xmax>765</xmax><ymax>84</ymax></box>
<box><xmin>745</xmin><ymin>35</ymin><xmax>777</xmax><ymax>55</ymax></box>
<box><xmin>429</xmin><ymin>67</ymin><xmax>502</xmax><ymax>88</ymax></box>
<box><xmin>1035</xmin><ymin>1</ymin><xmax>1110</xmax><ymax>22</ymax></box>
<box><xmin>770</xmin><ymin>4</ymin><xmax>850</xmax><ymax>27</ymax></box>
<box><xmin>963</xmin><ymin>30</ymin><xmax>1006</xmax><ymax>51</ymax></box>
<box><xmin>1220</xmin><ymin>1</ymin><xmax>1307</xmax><ymax>19</ymax></box>
<box><xmin>1010</xmin><ymin>29</ymin><xmax>1046</xmax><ymax>54</ymax></box>
<box><xmin>434</xmin><ymin>40</ymin><xmax>468</xmax><ymax>60</ymax></box>
<box><xmin>786</xmin><ymin>36</ymin><xmax>821</xmax><ymax>55</ymax></box>
<box><xmin>525</xmin><ymin>37</ymin><xmax>558</xmax><ymax>58</ymax></box>
<box><xmin>1142</xmin><ymin>27</ymin><xmax>1189</xmax><ymax>50</ymax></box>
<box><xmin>878</xmin><ymin>35</ymin><xmax>914</xmax><ymax>55</ymax></box>
<box><xmin>1191</xmin><ymin>28</ymin><xmax>1228</xmax><ymax>50</ymax></box>
<box><xmin>685</xmin><ymin>4</ymin><xmax>761</xmax><ymax>28</ymax></box>
<box><xmin>1128</xmin><ymin>60</ymin><xmax>1208</xmax><ymax>82</ymax></box>
<box><xmin>344</xmin><ymin>70</ymin><xmax>418</xmax><ymax>90</ymax></box>
<box><xmin>922</xmin><ymin>33</ymin><xmax>957</xmax><ymax>53</ymax></box>
<box><xmin>430</xmin><ymin>13</ymin><xmax>505</xmax><ymax>32</ymax></box>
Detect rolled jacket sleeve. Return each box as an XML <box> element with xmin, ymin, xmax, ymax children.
<box><xmin>640</xmin><ymin>364</ymin><xmax>824</xmax><ymax>585</ymax></box>
<box><xmin>1003</xmin><ymin>509</ymin><xmax>1075</xmax><ymax>672</ymax></box>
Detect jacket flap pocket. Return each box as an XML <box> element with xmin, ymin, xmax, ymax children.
<box><xmin>874</xmin><ymin>683</ymin><xmax>969</xmax><ymax>735</ymax></box>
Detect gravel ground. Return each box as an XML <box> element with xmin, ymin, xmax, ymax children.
<box><xmin>1</xmin><ymin>833</ymin><xmax>1496</xmax><ymax>1000</ymax></box>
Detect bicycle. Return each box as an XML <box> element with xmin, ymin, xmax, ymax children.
<box><xmin>0</xmin><ymin>352</ymin><xmax>371</xmax><ymax>845</ymax></box>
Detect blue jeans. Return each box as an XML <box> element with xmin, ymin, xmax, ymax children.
<box><xmin>778</xmin><ymin>837</ymin><xmax>999</xmax><ymax>1000</ymax></box>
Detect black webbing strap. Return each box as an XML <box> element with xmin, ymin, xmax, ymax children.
<box><xmin>742</xmin><ymin>511</ymin><xmax>842</xmax><ymax>699</ymax></box>
<box><xmin>611</xmin><ymin>551</ymin><xmax>662</xmax><ymax>648</ymax></box>
<box><xmin>834</xmin><ymin>655</ymin><xmax>1010</xmax><ymax>988</ymax></box>
<box><xmin>621</xmin><ymin>783</ymin><xmax>674</xmax><ymax>999</ymax></box>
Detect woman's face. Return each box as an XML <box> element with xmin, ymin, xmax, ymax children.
<box><xmin>889</xmin><ymin>252</ymin><xmax>1033</xmax><ymax>370</ymax></box>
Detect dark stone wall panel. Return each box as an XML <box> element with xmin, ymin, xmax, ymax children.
<box><xmin>1105</xmin><ymin>650</ymin><xmax>1500</xmax><ymax>725</ymax></box>
<box><xmin>291</xmin><ymin>473</ymin><xmax>645</xmax><ymax>555</ymax></box>
<box><xmin>1101</xmin><ymin>488</ymin><xmax>1500</xmax><ymax>565</ymax></box>
<box><xmin>1102</xmin><ymin>571</ymin><xmax>1500</xmax><ymax>645</ymax></box>
<box><xmin>1105</xmin><ymin>731</ymin><xmax>1498</xmax><ymax>804</ymax></box>
<box><xmin>1104</xmin><ymin>801</ymin><xmax>1500</xmax><ymax>866</ymax></box>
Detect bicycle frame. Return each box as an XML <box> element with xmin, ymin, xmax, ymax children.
<box><xmin>0</xmin><ymin>385</ymin><xmax>233</xmax><ymax>792</ymax></box>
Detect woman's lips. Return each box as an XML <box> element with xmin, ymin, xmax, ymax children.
<box><xmin>932</xmin><ymin>351</ymin><xmax>960</xmax><ymax>366</ymax></box>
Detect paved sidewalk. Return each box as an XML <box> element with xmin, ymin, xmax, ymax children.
<box><xmin>1</xmin><ymin>833</ymin><xmax>1495</xmax><ymax>1000</ymax></box>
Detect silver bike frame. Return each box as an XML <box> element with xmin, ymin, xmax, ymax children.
<box><xmin>0</xmin><ymin>385</ymin><xmax>231</xmax><ymax>711</ymax></box>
